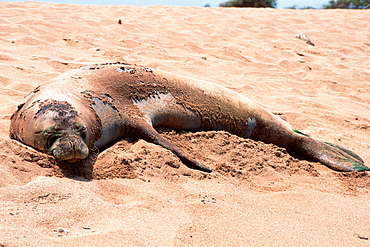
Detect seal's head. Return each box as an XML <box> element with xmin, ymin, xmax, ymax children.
<box><xmin>10</xmin><ymin>99</ymin><xmax>92</xmax><ymax>162</ymax></box>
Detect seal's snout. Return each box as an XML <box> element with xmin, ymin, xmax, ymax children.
<box><xmin>51</xmin><ymin>134</ymin><xmax>89</xmax><ymax>162</ymax></box>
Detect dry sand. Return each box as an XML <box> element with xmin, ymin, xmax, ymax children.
<box><xmin>0</xmin><ymin>2</ymin><xmax>370</xmax><ymax>246</ymax></box>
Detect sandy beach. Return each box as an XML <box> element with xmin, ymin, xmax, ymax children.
<box><xmin>0</xmin><ymin>2</ymin><xmax>369</xmax><ymax>246</ymax></box>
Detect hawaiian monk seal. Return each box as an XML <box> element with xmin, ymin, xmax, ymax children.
<box><xmin>10</xmin><ymin>62</ymin><xmax>370</xmax><ymax>172</ymax></box>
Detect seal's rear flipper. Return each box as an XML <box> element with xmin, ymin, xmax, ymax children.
<box><xmin>295</xmin><ymin>136</ymin><xmax>370</xmax><ymax>172</ymax></box>
<box><xmin>133</xmin><ymin>119</ymin><xmax>212</xmax><ymax>173</ymax></box>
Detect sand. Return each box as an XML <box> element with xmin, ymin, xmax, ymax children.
<box><xmin>0</xmin><ymin>2</ymin><xmax>369</xmax><ymax>246</ymax></box>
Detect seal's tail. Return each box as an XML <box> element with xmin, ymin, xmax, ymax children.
<box><xmin>292</xmin><ymin>135</ymin><xmax>370</xmax><ymax>172</ymax></box>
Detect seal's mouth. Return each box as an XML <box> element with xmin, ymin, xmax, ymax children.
<box><xmin>64</xmin><ymin>158</ymin><xmax>80</xmax><ymax>163</ymax></box>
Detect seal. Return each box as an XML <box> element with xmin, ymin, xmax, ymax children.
<box><xmin>10</xmin><ymin>63</ymin><xmax>369</xmax><ymax>172</ymax></box>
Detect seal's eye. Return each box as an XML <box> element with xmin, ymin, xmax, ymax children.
<box><xmin>42</xmin><ymin>127</ymin><xmax>63</xmax><ymax>148</ymax></box>
<box><xmin>47</xmin><ymin>135</ymin><xmax>59</xmax><ymax>149</ymax></box>
<box><xmin>75</xmin><ymin>123</ymin><xmax>87</xmax><ymax>139</ymax></box>
<box><xmin>79</xmin><ymin>129</ymin><xmax>87</xmax><ymax>140</ymax></box>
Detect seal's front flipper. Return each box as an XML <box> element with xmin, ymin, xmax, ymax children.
<box><xmin>132</xmin><ymin>119</ymin><xmax>212</xmax><ymax>173</ymax></box>
<box><xmin>296</xmin><ymin>136</ymin><xmax>370</xmax><ymax>172</ymax></box>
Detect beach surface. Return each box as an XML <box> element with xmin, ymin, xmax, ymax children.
<box><xmin>0</xmin><ymin>2</ymin><xmax>369</xmax><ymax>246</ymax></box>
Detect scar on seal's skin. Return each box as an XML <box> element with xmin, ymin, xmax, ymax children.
<box><xmin>9</xmin><ymin>62</ymin><xmax>370</xmax><ymax>173</ymax></box>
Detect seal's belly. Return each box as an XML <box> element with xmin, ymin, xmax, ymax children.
<box><xmin>133</xmin><ymin>92</ymin><xmax>202</xmax><ymax>130</ymax></box>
